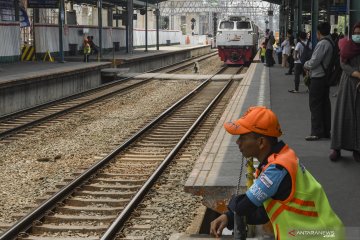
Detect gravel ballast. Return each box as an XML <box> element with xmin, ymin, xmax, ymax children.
<box><xmin>0</xmin><ymin>80</ymin><xmax>199</xmax><ymax>223</ymax></box>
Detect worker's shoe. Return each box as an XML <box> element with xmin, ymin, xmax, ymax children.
<box><xmin>353</xmin><ymin>151</ymin><xmax>360</xmax><ymax>162</ymax></box>
<box><xmin>329</xmin><ymin>149</ymin><xmax>341</xmax><ymax>162</ymax></box>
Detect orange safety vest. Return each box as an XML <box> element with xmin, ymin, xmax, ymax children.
<box><xmin>255</xmin><ymin>145</ymin><xmax>344</xmax><ymax>240</ymax></box>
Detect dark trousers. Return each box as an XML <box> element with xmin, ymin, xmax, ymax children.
<box><xmin>83</xmin><ymin>54</ymin><xmax>89</xmax><ymax>62</ymax></box>
<box><xmin>277</xmin><ymin>53</ymin><xmax>282</xmax><ymax>65</ymax></box>
<box><xmin>265</xmin><ymin>49</ymin><xmax>274</xmax><ymax>66</ymax></box>
<box><xmin>309</xmin><ymin>76</ymin><xmax>331</xmax><ymax>137</ymax></box>
<box><xmin>287</xmin><ymin>56</ymin><xmax>294</xmax><ymax>74</ymax></box>
<box><xmin>260</xmin><ymin>56</ymin><xmax>265</xmax><ymax>63</ymax></box>
<box><xmin>294</xmin><ymin>63</ymin><xmax>303</xmax><ymax>91</ymax></box>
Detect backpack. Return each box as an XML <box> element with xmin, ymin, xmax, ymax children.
<box><xmin>299</xmin><ymin>41</ymin><xmax>312</xmax><ymax>65</ymax></box>
<box><xmin>320</xmin><ymin>37</ymin><xmax>342</xmax><ymax>86</ymax></box>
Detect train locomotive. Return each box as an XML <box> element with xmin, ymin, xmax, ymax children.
<box><xmin>216</xmin><ymin>16</ymin><xmax>259</xmax><ymax>65</ymax></box>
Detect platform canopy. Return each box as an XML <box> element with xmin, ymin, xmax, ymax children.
<box><xmin>71</xmin><ymin>0</ymin><xmax>167</xmax><ymax>9</ymax></box>
<box><xmin>262</xmin><ymin>0</ymin><xmax>281</xmax><ymax>4</ymax></box>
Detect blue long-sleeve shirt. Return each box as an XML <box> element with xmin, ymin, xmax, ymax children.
<box><xmin>225</xmin><ymin>141</ymin><xmax>292</xmax><ymax>229</ymax></box>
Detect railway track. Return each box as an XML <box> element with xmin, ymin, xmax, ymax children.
<box><xmin>0</xmin><ymin>66</ymin><xmax>243</xmax><ymax>240</ymax></box>
<box><xmin>119</xmin><ymin>68</ymin><xmax>243</xmax><ymax>240</ymax></box>
<box><xmin>0</xmin><ymin>51</ymin><xmax>218</xmax><ymax>143</ymax></box>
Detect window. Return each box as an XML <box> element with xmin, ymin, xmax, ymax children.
<box><xmin>219</xmin><ymin>21</ymin><xmax>234</xmax><ymax>30</ymax></box>
<box><xmin>236</xmin><ymin>21</ymin><xmax>251</xmax><ymax>29</ymax></box>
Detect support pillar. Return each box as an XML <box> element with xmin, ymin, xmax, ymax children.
<box><xmin>290</xmin><ymin>0</ymin><xmax>295</xmax><ymax>31</ymax></box>
<box><xmin>98</xmin><ymin>0</ymin><xmax>103</xmax><ymax>59</ymax></box>
<box><xmin>14</xmin><ymin>0</ymin><xmax>19</xmax><ymax>21</ymax></box>
<box><xmin>108</xmin><ymin>8</ymin><xmax>113</xmax><ymax>27</ymax></box>
<box><xmin>279</xmin><ymin>2</ymin><xmax>286</xmax><ymax>40</ymax></box>
<box><xmin>350</xmin><ymin>0</ymin><xmax>360</xmax><ymax>31</ymax></box>
<box><xmin>145</xmin><ymin>0</ymin><xmax>148</xmax><ymax>52</ymax></box>
<box><xmin>115</xmin><ymin>7</ymin><xmax>119</xmax><ymax>27</ymax></box>
<box><xmin>208</xmin><ymin>12</ymin><xmax>213</xmax><ymax>37</ymax></box>
<box><xmin>170</xmin><ymin>1</ymin><xmax>174</xmax><ymax>30</ymax></box>
<box><xmin>34</xmin><ymin>8</ymin><xmax>39</xmax><ymax>23</ymax></box>
<box><xmin>58</xmin><ymin>0</ymin><xmax>65</xmax><ymax>63</ymax></box>
<box><xmin>297</xmin><ymin>0</ymin><xmax>303</xmax><ymax>32</ymax></box>
<box><xmin>155</xmin><ymin>2</ymin><xmax>160</xmax><ymax>50</ymax></box>
<box><xmin>269</xmin><ymin>3</ymin><xmax>274</xmax><ymax>30</ymax></box>
<box><xmin>326</xmin><ymin>0</ymin><xmax>329</xmax><ymax>22</ymax></box>
<box><xmin>294</xmin><ymin>0</ymin><xmax>299</xmax><ymax>33</ymax></box>
<box><xmin>127</xmin><ymin>0</ymin><xmax>133</xmax><ymax>54</ymax></box>
<box><xmin>311</xmin><ymin>0</ymin><xmax>319</xmax><ymax>47</ymax></box>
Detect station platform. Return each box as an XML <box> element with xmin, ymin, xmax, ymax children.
<box><xmin>0</xmin><ymin>44</ymin><xmax>210</xmax><ymax>117</ymax></box>
<box><xmin>0</xmin><ymin>62</ymin><xmax>109</xmax><ymax>86</ymax></box>
<box><xmin>0</xmin><ymin>44</ymin><xmax>209</xmax><ymax>84</ymax></box>
<box><xmin>184</xmin><ymin>63</ymin><xmax>360</xmax><ymax>239</ymax></box>
<box><xmin>64</xmin><ymin>44</ymin><xmax>211</xmax><ymax>72</ymax></box>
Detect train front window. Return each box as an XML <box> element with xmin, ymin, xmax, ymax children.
<box><xmin>219</xmin><ymin>21</ymin><xmax>234</xmax><ymax>30</ymax></box>
<box><xmin>236</xmin><ymin>21</ymin><xmax>251</xmax><ymax>29</ymax></box>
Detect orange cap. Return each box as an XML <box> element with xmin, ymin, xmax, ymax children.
<box><xmin>224</xmin><ymin>106</ymin><xmax>282</xmax><ymax>137</ymax></box>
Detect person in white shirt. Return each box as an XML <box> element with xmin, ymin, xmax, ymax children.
<box><xmin>281</xmin><ymin>35</ymin><xmax>291</xmax><ymax>68</ymax></box>
<box><xmin>288</xmin><ymin>32</ymin><xmax>312</xmax><ymax>93</ymax></box>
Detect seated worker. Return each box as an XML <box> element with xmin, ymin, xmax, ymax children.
<box><xmin>210</xmin><ymin>106</ymin><xmax>344</xmax><ymax>239</ymax></box>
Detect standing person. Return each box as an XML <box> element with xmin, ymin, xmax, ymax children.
<box><xmin>83</xmin><ymin>40</ymin><xmax>91</xmax><ymax>62</ymax></box>
<box><xmin>285</xmin><ymin>32</ymin><xmax>295</xmax><ymax>75</ymax></box>
<box><xmin>87</xmin><ymin>36</ymin><xmax>98</xmax><ymax>55</ymax></box>
<box><xmin>289</xmin><ymin>31</ymin><xmax>312</xmax><ymax>93</ymax></box>
<box><xmin>330</xmin><ymin>22</ymin><xmax>360</xmax><ymax>162</ymax></box>
<box><xmin>265</xmin><ymin>31</ymin><xmax>275</xmax><ymax>67</ymax></box>
<box><xmin>209</xmin><ymin>106</ymin><xmax>344</xmax><ymax>239</ymax></box>
<box><xmin>275</xmin><ymin>41</ymin><xmax>282</xmax><ymax>65</ymax></box>
<box><xmin>285</xmin><ymin>46</ymin><xmax>295</xmax><ymax>75</ymax></box>
<box><xmin>303</xmin><ymin>22</ymin><xmax>334</xmax><ymax>141</ymax></box>
<box><xmin>260</xmin><ymin>42</ymin><xmax>266</xmax><ymax>63</ymax></box>
<box><xmin>331</xmin><ymin>28</ymin><xmax>339</xmax><ymax>43</ymax></box>
<box><xmin>281</xmin><ymin>34</ymin><xmax>291</xmax><ymax>68</ymax></box>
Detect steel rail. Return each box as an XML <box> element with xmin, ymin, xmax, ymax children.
<box><xmin>101</xmin><ymin>69</ymin><xmax>234</xmax><ymax>240</ymax></box>
<box><xmin>0</xmin><ymin>65</ymin><xmax>226</xmax><ymax>240</ymax></box>
<box><xmin>0</xmin><ymin>51</ymin><xmax>218</xmax><ymax>140</ymax></box>
<box><xmin>0</xmin><ymin>79</ymin><xmax>148</xmax><ymax>140</ymax></box>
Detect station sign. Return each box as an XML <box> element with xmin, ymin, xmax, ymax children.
<box><xmin>27</xmin><ymin>0</ymin><xmax>59</xmax><ymax>8</ymax></box>
<box><xmin>0</xmin><ymin>1</ymin><xmax>14</xmax><ymax>21</ymax></box>
<box><xmin>329</xmin><ymin>4</ymin><xmax>347</xmax><ymax>14</ymax></box>
<box><xmin>113</xmin><ymin>14</ymin><xmax>122</xmax><ymax>20</ymax></box>
<box><xmin>119</xmin><ymin>13</ymin><xmax>137</xmax><ymax>25</ymax></box>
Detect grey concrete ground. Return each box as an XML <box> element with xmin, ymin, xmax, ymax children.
<box><xmin>269</xmin><ymin>64</ymin><xmax>360</xmax><ymax>229</ymax></box>
<box><xmin>0</xmin><ymin>61</ymin><xmax>105</xmax><ymax>79</ymax></box>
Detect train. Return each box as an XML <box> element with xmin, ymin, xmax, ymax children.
<box><xmin>216</xmin><ymin>16</ymin><xmax>259</xmax><ymax>65</ymax></box>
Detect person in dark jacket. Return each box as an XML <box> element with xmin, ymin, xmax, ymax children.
<box><xmin>329</xmin><ymin>22</ymin><xmax>360</xmax><ymax>162</ymax></box>
<box><xmin>265</xmin><ymin>31</ymin><xmax>275</xmax><ymax>67</ymax></box>
<box><xmin>87</xmin><ymin>36</ymin><xmax>98</xmax><ymax>55</ymax></box>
